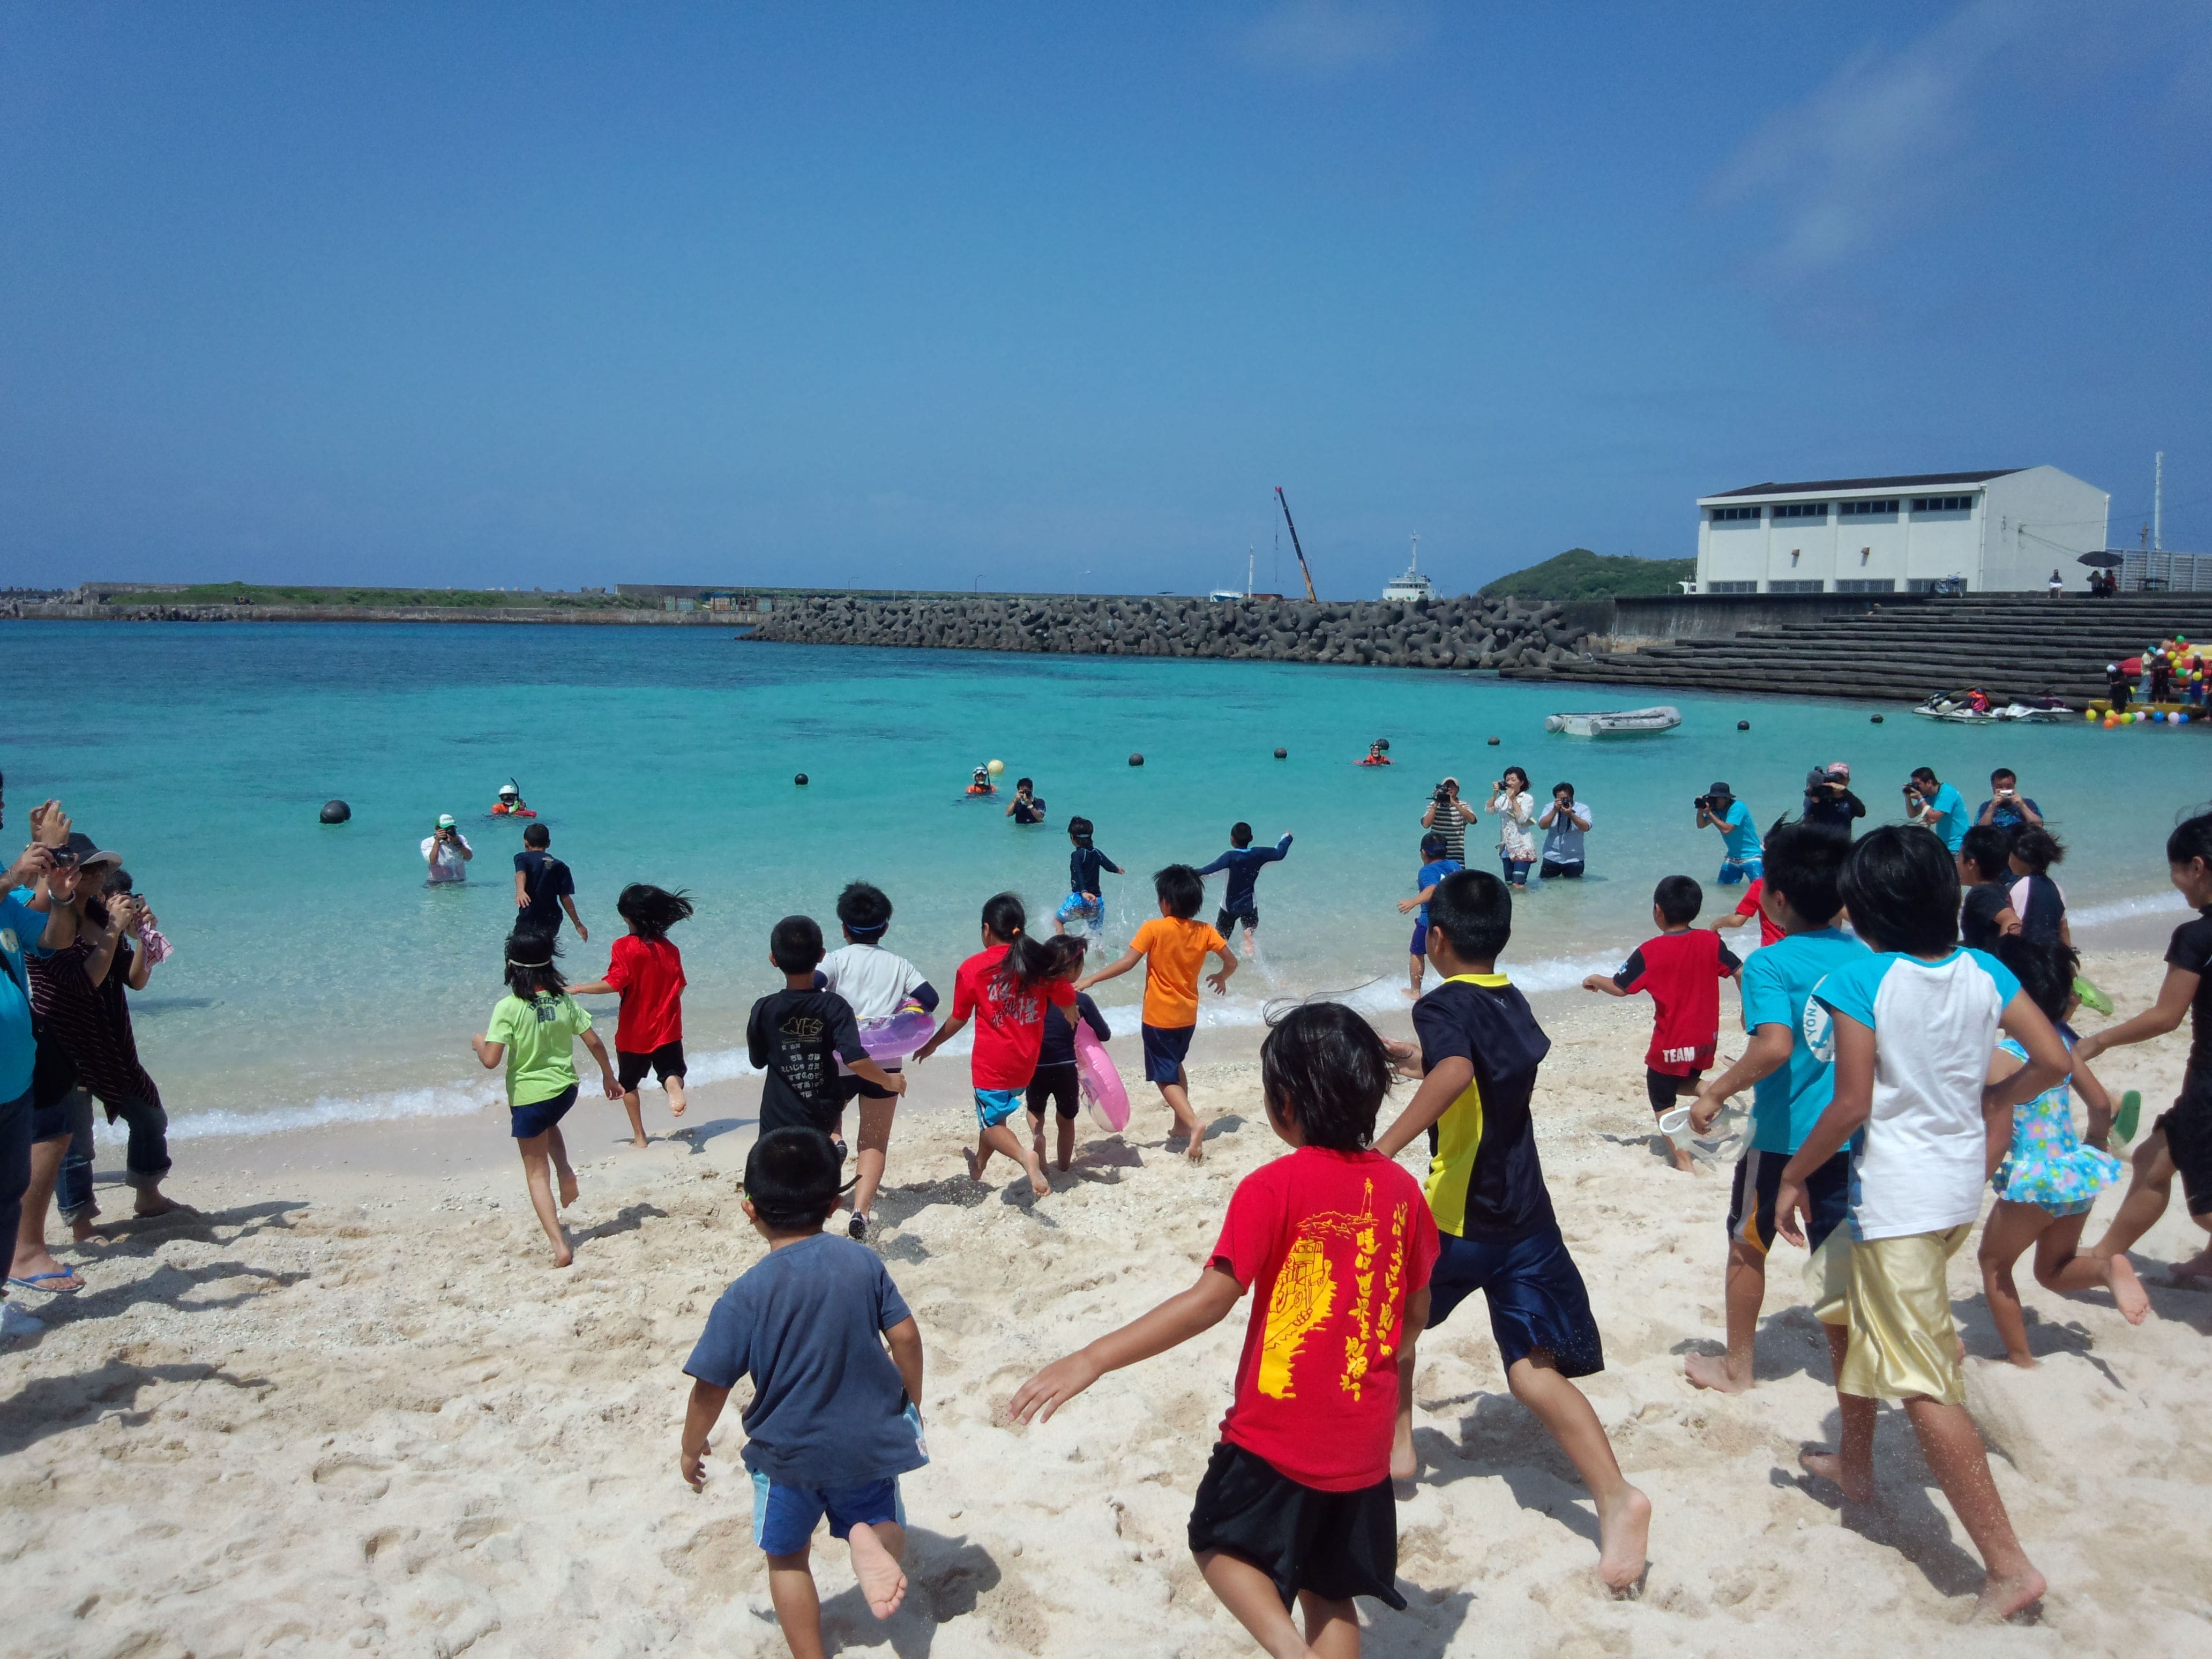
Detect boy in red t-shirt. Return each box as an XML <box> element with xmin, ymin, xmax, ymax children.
<box><xmin>1011</xmin><ymin>1003</ymin><xmax>1437</xmax><ymax>1656</ymax></box>
<box><xmin>1582</xmin><ymin>875</ymin><xmax>1741</xmax><ymax>1172</ymax></box>
<box><xmin>1710</xmin><ymin>875</ymin><xmax>1785</xmax><ymax>949</ymax></box>
<box><xmin>569</xmin><ymin>883</ymin><xmax>695</xmax><ymax>1148</ymax></box>
<box><xmin>914</xmin><ymin>892</ymin><xmax>1071</xmax><ymax>1200</ymax></box>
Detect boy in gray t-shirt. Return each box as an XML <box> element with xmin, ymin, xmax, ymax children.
<box><xmin>680</xmin><ymin>1129</ymin><xmax>928</xmax><ymax>1652</ymax></box>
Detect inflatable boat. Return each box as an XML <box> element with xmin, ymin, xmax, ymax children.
<box><xmin>1543</xmin><ymin>706</ymin><xmax>1682</xmax><ymax>738</ymax></box>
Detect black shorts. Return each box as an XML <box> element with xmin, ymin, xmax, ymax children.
<box><xmin>1539</xmin><ymin>859</ymin><xmax>1583</xmax><ymax>880</ymax></box>
<box><xmin>1728</xmin><ymin>1146</ymin><xmax>1850</xmax><ymax>1254</ymax></box>
<box><xmin>1216</xmin><ymin>906</ymin><xmax>1258</xmax><ymax>935</ymax></box>
<box><xmin>1186</xmin><ymin>1442</ymin><xmax>1403</xmax><ymax>1611</ymax></box>
<box><xmin>1646</xmin><ymin>1068</ymin><xmax>1701</xmax><ymax>1114</ymax></box>
<box><xmin>1027</xmin><ymin>1063</ymin><xmax>1080</xmax><ymax>1120</ymax></box>
<box><xmin>617</xmin><ymin>1041</ymin><xmax>686</xmax><ymax>1090</ymax></box>
<box><xmin>839</xmin><ymin>1070</ymin><xmax>899</xmax><ymax>1103</ymax></box>
<box><xmin>2156</xmin><ymin>1100</ymin><xmax>2212</xmax><ymax>1217</ymax></box>
<box><xmin>1427</xmin><ymin>1223</ymin><xmax>1604</xmax><ymax>1378</ymax></box>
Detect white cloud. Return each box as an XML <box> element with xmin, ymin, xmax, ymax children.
<box><xmin>1239</xmin><ymin>0</ymin><xmax>1430</xmax><ymax>77</ymax></box>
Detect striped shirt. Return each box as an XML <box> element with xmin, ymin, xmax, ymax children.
<box><xmin>28</xmin><ymin>936</ymin><xmax>160</xmax><ymax>1110</ymax></box>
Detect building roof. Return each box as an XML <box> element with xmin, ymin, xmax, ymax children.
<box><xmin>1703</xmin><ymin>469</ymin><xmax>2021</xmax><ymax>500</ymax></box>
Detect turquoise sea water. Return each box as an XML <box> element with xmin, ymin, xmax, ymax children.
<box><xmin>0</xmin><ymin>619</ymin><xmax>2197</xmax><ymax>1139</ymax></box>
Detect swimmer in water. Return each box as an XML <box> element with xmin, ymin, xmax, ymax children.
<box><xmin>1359</xmin><ymin>739</ymin><xmax>1393</xmax><ymax>767</ymax></box>
<box><xmin>968</xmin><ymin>766</ymin><xmax>996</xmax><ymax>797</ymax></box>
<box><xmin>494</xmin><ymin>780</ymin><xmax>529</xmax><ymax>816</ymax></box>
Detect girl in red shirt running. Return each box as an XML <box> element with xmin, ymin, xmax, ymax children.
<box><xmin>570</xmin><ymin>884</ymin><xmax>694</xmax><ymax>1148</ymax></box>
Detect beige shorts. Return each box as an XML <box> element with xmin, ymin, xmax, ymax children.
<box><xmin>1837</xmin><ymin>1224</ymin><xmax>1972</xmax><ymax>1406</ymax></box>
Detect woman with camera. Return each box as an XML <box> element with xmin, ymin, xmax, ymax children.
<box><xmin>1487</xmin><ymin>767</ymin><xmax>1540</xmax><ymax>890</ymax></box>
<box><xmin>1537</xmin><ymin>782</ymin><xmax>1593</xmax><ymax>879</ymax></box>
<box><xmin>1421</xmin><ymin>776</ymin><xmax>1469</xmax><ymax>864</ymax></box>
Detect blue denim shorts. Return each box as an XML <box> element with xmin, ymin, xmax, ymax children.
<box><xmin>750</xmin><ymin>1471</ymin><xmax>904</xmax><ymax>1557</ymax></box>
<box><xmin>974</xmin><ymin>1087</ymin><xmax>1026</xmax><ymax>1129</ymax></box>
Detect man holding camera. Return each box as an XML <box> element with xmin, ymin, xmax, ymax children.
<box><xmin>1799</xmin><ymin>763</ymin><xmax>1865</xmax><ymax>832</ymax></box>
<box><xmin>1421</xmin><ymin>776</ymin><xmax>1468</xmax><ymax>865</ymax></box>
<box><xmin>1902</xmin><ymin>766</ymin><xmax>1968</xmax><ymax>853</ymax></box>
<box><xmin>1695</xmin><ymin>782</ymin><xmax>1762</xmax><ymax>884</ymax></box>
<box><xmin>1975</xmin><ymin>768</ymin><xmax>2043</xmax><ymax>833</ymax></box>
<box><xmin>421</xmin><ymin>813</ymin><xmax>475</xmax><ymax>885</ymax></box>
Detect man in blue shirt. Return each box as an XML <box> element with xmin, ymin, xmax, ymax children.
<box><xmin>1905</xmin><ymin>766</ymin><xmax>1969</xmax><ymax>853</ymax></box>
<box><xmin>1194</xmin><ymin>823</ymin><xmax>1292</xmax><ymax>954</ymax></box>
<box><xmin>1972</xmin><ymin>768</ymin><xmax>2044</xmax><ymax>834</ymax></box>
<box><xmin>0</xmin><ymin>783</ymin><xmax>66</xmax><ymax>1340</ymax></box>
<box><xmin>1683</xmin><ymin>822</ymin><xmax>1863</xmax><ymax>1395</ymax></box>
<box><xmin>1695</xmin><ymin>781</ymin><xmax>1763</xmax><ymax>884</ymax></box>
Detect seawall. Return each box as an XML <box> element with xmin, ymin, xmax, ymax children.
<box><xmin>742</xmin><ymin>592</ymin><xmax>1588</xmax><ymax>670</ymax></box>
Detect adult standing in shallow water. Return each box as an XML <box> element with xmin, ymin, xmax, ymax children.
<box><xmin>1537</xmin><ymin>782</ymin><xmax>1591</xmax><ymax>880</ymax></box>
<box><xmin>1421</xmin><ymin>776</ymin><xmax>1469</xmax><ymax>865</ymax></box>
<box><xmin>423</xmin><ymin>813</ymin><xmax>474</xmax><ymax>884</ymax></box>
<box><xmin>1486</xmin><ymin>768</ymin><xmax>1538</xmax><ymax>890</ymax></box>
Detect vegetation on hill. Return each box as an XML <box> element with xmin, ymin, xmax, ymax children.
<box><xmin>93</xmin><ymin>583</ymin><xmax>648</xmax><ymax>610</ymax></box>
<box><xmin>1479</xmin><ymin>549</ymin><xmax>1695</xmax><ymax>601</ymax></box>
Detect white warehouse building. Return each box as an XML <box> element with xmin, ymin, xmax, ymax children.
<box><xmin>1693</xmin><ymin>467</ymin><xmax>2110</xmax><ymax>595</ymax></box>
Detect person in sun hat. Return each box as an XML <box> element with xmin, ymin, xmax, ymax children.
<box><xmin>1695</xmin><ymin>782</ymin><xmax>1762</xmax><ymax>885</ymax></box>
<box><xmin>422</xmin><ymin>812</ymin><xmax>474</xmax><ymax>885</ymax></box>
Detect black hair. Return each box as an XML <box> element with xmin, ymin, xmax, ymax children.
<box><xmin>1990</xmin><ymin>767</ymin><xmax>2017</xmax><ymax>785</ymax></box>
<box><xmin>101</xmin><ymin>865</ymin><xmax>133</xmax><ymax>897</ymax></box>
<box><xmin>1991</xmin><ymin>934</ymin><xmax>2080</xmax><ymax>1025</ymax></box>
<box><xmin>2009</xmin><ymin>827</ymin><xmax>2065</xmax><ymax>873</ymax></box>
<box><xmin>2168</xmin><ymin>811</ymin><xmax>2212</xmax><ymax>869</ymax></box>
<box><xmin>1259</xmin><ymin>1002</ymin><xmax>1394</xmax><ymax>1152</ymax></box>
<box><xmin>1230</xmin><ymin>821</ymin><xmax>1253</xmax><ymax>848</ymax></box>
<box><xmin>990</xmin><ymin>930</ymin><xmax>1059</xmax><ymax>1000</ymax></box>
<box><xmin>836</xmin><ymin>880</ymin><xmax>893</xmax><ymax>936</ymax></box>
<box><xmin>1042</xmin><ymin>933</ymin><xmax>1089</xmax><ymax>978</ymax></box>
<box><xmin>1426</xmin><ymin>868</ymin><xmax>1511</xmax><ymax>962</ymax></box>
<box><xmin>1653</xmin><ymin>875</ymin><xmax>1703</xmax><ymax>926</ymax></box>
<box><xmin>1501</xmin><ymin>765</ymin><xmax>1529</xmax><ymax>791</ymax></box>
<box><xmin>1016</xmin><ymin>776</ymin><xmax>1032</xmax><ymax>790</ymax></box>
<box><xmin>1759</xmin><ymin>822</ymin><xmax>1847</xmax><ymax>928</ymax></box>
<box><xmin>743</xmin><ymin>1127</ymin><xmax>843</xmax><ymax>1230</ymax></box>
<box><xmin>617</xmin><ymin>883</ymin><xmax>693</xmax><ymax>940</ymax></box>
<box><xmin>1911</xmin><ymin>766</ymin><xmax>1939</xmax><ymax>787</ymax></box>
<box><xmin>1841</xmin><ymin>825</ymin><xmax>1960</xmax><ymax>955</ymax></box>
<box><xmin>1420</xmin><ymin>831</ymin><xmax>1447</xmax><ymax>858</ymax></box>
<box><xmin>1957</xmin><ymin>825</ymin><xmax>2012</xmax><ymax>885</ymax></box>
<box><xmin>1154</xmin><ymin>863</ymin><xmax>1204</xmax><ymax>920</ymax></box>
<box><xmin>980</xmin><ymin>891</ymin><xmax>1026</xmax><ymax>943</ymax></box>
<box><xmin>1067</xmin><ymin>816</ymin><xmax>1094</xmax><ymax>845</ymax></box>
<box><xmin>522</xmin><ymin>821</ymin><xmax>550</xmax><ymax>849</ymax></box>
<box><xmin>1552</xmin><ymin>781</ymin><xmax>1574</xmax><ymax>798</ymax></box>
<box><xmin>769</xmin><ymin>914</ymin><xmax>825</xmax><ymax>974</ymax></box>
<box><xmin>504</xmin><ymin>929</ymin><xmax>566</xmax><ymax>999</ymax></box>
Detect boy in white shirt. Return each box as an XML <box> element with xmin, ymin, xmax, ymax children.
<box><xmin>1777</xmin><ymin>826</ymin><xmax>2069</xmax><ymax>1621</ymax></box>
<box><xmin>820</xmin><ymin>882</ymin><xmax>938</xmax><ymax>1240</ymax></box>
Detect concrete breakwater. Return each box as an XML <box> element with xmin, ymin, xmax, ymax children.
<box><xmin>744</xmin><ymin>592</ymin><xmax>1591</xmax><ymax>670</ymax></box>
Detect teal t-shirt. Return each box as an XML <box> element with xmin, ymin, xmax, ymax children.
<box><xmin>488</xmin><ymin>991</ymin><xmax>593</xmax><ymax>1106</ymax></box>
<box><xmin>1737</xmin><ymin>928</ymin><xmax>1867</xmax><ymax>1153</ymax></box>
<box><xmin>1718</xmin><ymin>800</ymin><xmax>1761</xmax><ymax>863</ymax></box>
<box><xmin>1923</xmin><ymin>782</ymin><xmax>1968</xmax><ymax>852</ymax></box>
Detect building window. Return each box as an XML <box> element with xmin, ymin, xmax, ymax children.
<box><xmin>1769</xmin><ymin>580</ymin><xmax>1825</xmax><ymax>593</ymax></box>
<box><xmin>1904</xmin><ymin>578</ymin><xmax>1967</xmax><ymax>593</ymax></box>
<box><xmin>1838</xmin><ymin>579</ymin><xmax>1896</xmax><ymax>593</ymax></box>
<box><xmin>1705</xmin><ymin>580</ymin><xmax>1757</xmax><ymax>594</ymax></box>
<box><xmin>1838</xmin><ymin>499</ymin><xmax>1899</xmax><ymax>516</ymax></box>
<box><xmin>1773</xmin><ymin>502</ymin><xmax>1828</xmax><ymax>519</ymax></box>
<box><xmin>1710</xmin><ymin>505</ymin><xmax>1762</xmax><ymax>522</ymax></box>
<box><xmin>1911</xmin><ymin>495</ymin><xmax>1974</xmax><ymax>513</ymax></box>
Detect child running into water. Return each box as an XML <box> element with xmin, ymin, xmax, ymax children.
<box><xmin>1028</xmin><ymin>936</ymin><xmax>1110</xmax><ymax>1172</ymax></box>
<box><xmin>1195</xmin><ymin>821</ymin><xmax>1294</xmax><ymax>956</ymax></box>
<box><xmin>747</xmin><ymin>917</ymin><xmax>907</xmax><ymax>1147</ymax></box>
<box><xmin>1055</xmin><ymin>816</ymin><xmax>1122</xmax><ymax>937</ymax></box>
<box><xmin>1977</xmin><ymin>934</ymin><xmax>2142</xmax><ymax>1363</ymax></box>
<box><xmin>1374</xmin><ymin>870</ymin><xmax>1651</xmax><ymax>1591</ymax></box>
<box><xmin>1680</xmin><ymin>823</ymin><xmax>1864</xmax><ymax>1393</ymax></box>
<box><xmin>2073</xmin><ymin>812</ymin><xmax>2212</xmax><ymax>1287</ymax></box>
<box><xmin>1778</xmin><ymin>826</ymin><xmax>2065</xmax><ymax>1619</ymax></box>
<box><xmin>470</xmin><ymin>930</ymin><xmax>621</xmax><ymax>1268</ymax></box>
<box><xmin>1078</xmin><ymin>865</ymin><xmax>1236</xmax><ymax>1162</ymax></box>
<box><xmin>569</xmin><ymin>883</ymin><xmax>692</xmax><ymax>1148</ymax></box>
<box><xmin>820</xmin><ymin>881</ymin><xmax>940</xmax><ymax>1240</ymax></box>
<box><xmin>1399</xmin><ymin>831</ymin><xmax>1461</xmax><ymax>998</ymax></box>
<box><xmin>679</xmin><ymin>1128</ymin><xmax>928</xmax><ymax>1659</ymax></box>
<box><xmin>1582</xmin><ymin>876</ymin><xmax>1740</xmax><ymax>1173</ymax></box>
<box><xmin>1011</xmin><ymin>1003</ymin><xmax>1438</xmax><ymax>1658</ymax></box>
<box><xmin>914</xmin><ymin>893</ymin><xmax>1066</xmax><ymax>1198</ymax></box>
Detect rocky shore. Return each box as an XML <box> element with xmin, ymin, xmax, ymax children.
<box><xmin>744</xmin><ymin>592</ymin><xmax>1590</xmax><ymax>669</ymax></box>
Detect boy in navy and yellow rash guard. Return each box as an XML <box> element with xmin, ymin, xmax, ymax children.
<box><xmin>1375</xmin><ymin>867</ymin><xmax>1651</xmax><ymax>1595</ymax></box>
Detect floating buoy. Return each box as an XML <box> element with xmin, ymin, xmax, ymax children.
<box><xmin>319</xmin><ymin>799</ymin><xmax>351</xmax><ymax>824</ymax></box>
<box><xmin>1737</xmin><ymin>720</ymin><xmax>1751</xmax><ymax>731</ymax></box>
<box><xmin>795</xmin><ymin>772</ymin><xmax>809</xmax><ymax>786</ymax></box>
<box><xmin>1486</xmin><ymin>736</ymin><xmax>1500</xmax><ymax>746</ymax></box>
<box><xmin>1129</xmin><ymin>753</ymin><xmax>1144</xmax><ymax>766</ymax></box>
<box><xmin>987</xmin><ymin>758</ymin><xmax>1005</xmax><ymax>775</ymax></box>
<box><xmin>1870</xmin><ymin>714</ymin><xmax>1885</xmax><ymax>723</ymax></box>
<box><xmin>1274</xmin><ymin>747</ymin><xmax>1287</xmax><ymax>759</ymax></box>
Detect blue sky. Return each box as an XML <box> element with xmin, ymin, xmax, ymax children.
<box><xmin>4</xmin><ymin>2</ymin><xmax>2208</xmax><ymax>597</ymax></box>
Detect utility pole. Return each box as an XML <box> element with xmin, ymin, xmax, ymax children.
<box><xmin>2155</xmin><ymin>451</ymin><xmax>2165</xmax><ymax>551</ymax></box>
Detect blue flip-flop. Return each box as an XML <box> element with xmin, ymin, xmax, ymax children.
<box><xmin>8</xmin><ymin>1271</ymin><xmax>83</xmax><ymax>1296</ymax></box>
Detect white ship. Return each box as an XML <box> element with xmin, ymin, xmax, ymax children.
<box><xmin>1381</xmin><ymin>534</ymin><xmax>1436</xmax><ymax>603</ymax></box>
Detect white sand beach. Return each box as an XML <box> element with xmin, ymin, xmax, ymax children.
<box><xmin>4</xmin><ymin>942</ymin><xmax>2208</xmax><ymax>1659</ymax></box>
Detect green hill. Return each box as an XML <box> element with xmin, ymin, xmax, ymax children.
<box><xmin>1480</xmin><ymin>549</ymin><xmax>1695</xmax><ymax>601</ymax></box>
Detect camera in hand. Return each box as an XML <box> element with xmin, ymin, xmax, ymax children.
<box><xmin>1694</xmin><ymin>794</ymin><xmax>1719</xmax><ymax>812</ymax></box>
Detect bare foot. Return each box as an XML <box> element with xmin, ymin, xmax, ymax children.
<box><xmin>2168</xmin><ymin>1250</ymin><xmax>2212</xmax><ymax>1290</ymax></box>
<box><xmin>1973</xmin><ymin>1564</ymin><xmax>2046</xmax><ymax>1623</ymax></box>
<box><xmin>2004</xmin><ymin>1352</ymin><xmax>2040</xmax><ymax>1370</ymax></box>
<box><xmin>668</xmin><ymin>1092</ymin><xmax>687</xmax><ymax>1119</ymax></box>
<box><xmin>629</xmin><ymin>1135</ymin><xmax>650</xmax><ymax>1150</ymax></box>
<box><xmin>2108</xmin><ymin>1254</ymin><xmax>2151</xmax><ymax>1324</ymax></box>
<box><xmin>1669</xmin><ymin>1148</ymin><xmax>1697</xmax><ymax>1175</ymax></box>
<box><xmin>1799</xmin><ymin>1448</ymin><xmax>1874</xmax><ymax>1504</ymax></box>
<box><xmin>1596</xmin><ymin>1483</ymin><xmax>1651</xmax><ymax>1595</ymax></box>
<box><xmin>69</xmin><ymin>1220</ymin><xmax>110</xmax><ymax>1247</ymax></box>
<box><xmin>131</xmin><ymin>1192</ymin><xmax>189</xmax><ymax>1219</ymax></box>
<box><xmin>1185</xmin><ymin>1138</ymin><xmax>1206</xmax><ymax>1164</ymax></box>
<box><xmin>848</xmin><ymin>1522</ymin><xmax>908</xmax><ymax>1620</ymax></box>
<box><xmin>1684</xmin><ymin>1351</ymin><xmax>1750</xmax><ymax>1394</ymax></box>
<box><xmin>1389</xmin><ymin>1420</ymin><xmax>1417</xmax><ymax>1482</ymax></box>
<box><xmin>962</xmin><ymin>1147</ymin><xmax>983</xmax><ymax>1182</ymax></box>
<box><xmin>550</xmin><ymin>1244</ymin><xmax>574</xmax><ymax>1269</ymax></box>
<box><xmin>557</xmin><ymin>1169</ymin><xmax>580</xmax><ymax>1208</ymax></box>
<box><xmin>1033</xmin><ymin>1130</ymin><xmax>1048</xmax><ymax>1166</ymax></box>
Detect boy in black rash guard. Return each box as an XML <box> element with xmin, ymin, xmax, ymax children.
<box><xmin>1055</xmin><ymin>817</ymin><xmax>1123</xmax><ymax>937</ymax></box>
<box><xmin>1375</xmin><ymin>869</ymin><xmax>1650</xmax><ymax>1594</ymax></box>
<box><xmin>1195</xmin><ymin>823</ymin><xmax>1294</xmax><ymax>954</ymax></box>
<box><xmin>1027</xmin><ymin>936</ymin><xmax>1112</xmax><ymax>1171</ymax></box>
<box><xmin>747</xmin><ymin>916</ymin><xmax>906</xmax><ymax>1146</ymax></box>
